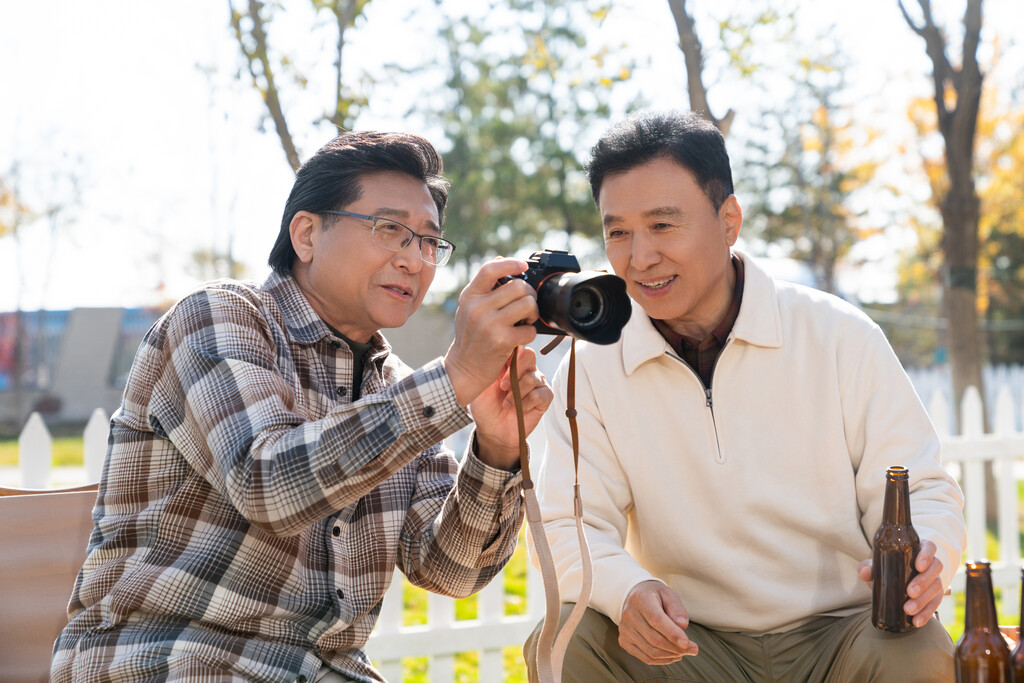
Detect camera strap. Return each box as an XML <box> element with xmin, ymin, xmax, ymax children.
<box><xmin>510</xmin><ymin>338</ymin><xmax>593</xmax><ymax>683</ymax></box>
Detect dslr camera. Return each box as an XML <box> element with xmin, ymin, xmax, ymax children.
<box><xmin>503</xmin><ymin>249</ymin><xmax>631</xmax><ymax>345</ymax></box>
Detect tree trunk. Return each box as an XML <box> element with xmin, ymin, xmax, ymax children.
<box><xmin>941</xmin><ymin>192</ymin><xmax>984</xmax><ymax>416</ymax></box>
<box><xmin>899</xmin><ymin>0</ymin><xmax>993</xmax><ymax>522</ymax></box>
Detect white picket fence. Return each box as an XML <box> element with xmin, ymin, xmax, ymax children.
<box><xmin>11</xmin><ymin>407</ymin><xmax>109</xmax><ymax>488</ymax></box>
<box><xmin>4</xmin><ymin>383</ymin><xmax>1024</xmax><ymax>681</ymax></box>
<box><xmin>932</xmin><ymin>385</ymin><xmax>1024</xmax><ymax>624</ymax></box>
<box><xmin>365</xmin><ymin>567</ymin><xmax>545</xmax><ymax>681</ymax></box>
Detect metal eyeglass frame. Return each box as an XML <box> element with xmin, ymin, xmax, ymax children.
<box><xmin>321</xmin><ymin>209</ymin><xmax>456</xmax><ymax>266</ymax></box>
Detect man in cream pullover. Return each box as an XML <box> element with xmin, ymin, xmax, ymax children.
<box><xmin>525</xmin><ymin>110</ymin><xmax>965</xmax><ymax>682</ymax></box>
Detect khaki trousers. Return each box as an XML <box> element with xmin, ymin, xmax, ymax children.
<box><xmin>524</xmin><ymin>604</ymin><xmax>954</xmax><ymax>682</ymax></box>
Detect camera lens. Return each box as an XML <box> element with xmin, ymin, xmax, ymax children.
<box><xmin>535</xmin><ymin>271</ymin><xmax>631</xmax><ymax>344</ymax></box>
<box><xmin>569</xmin><ymin>284</ymin><xmax>605</xmax><ymax>329</ymax></box>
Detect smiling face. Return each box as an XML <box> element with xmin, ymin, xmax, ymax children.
<box><xmin>290</xmin><ymin>171</ymin><xmax>440</xmax><ymax>342</ymax></box>
<box><xmin>599</xmin><ymin>156</ymin><xmax>742</xmax><ymax>339</ymax></box>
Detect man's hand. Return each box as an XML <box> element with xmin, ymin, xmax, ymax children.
<box><xmin>858</xmin><ymin>539</ymin><xmax>945</xmax><ymax>628</ymax></box>
<box><xmin>618</xmin><ymin>580</ymin><xmax>699</xmax><ymax>665</ymax></box>
<box><xmin>444</xmin><ymin>257</ymin><xmax>541</xmax><ymax>410</ymax></box>
<box><xmin>471</xmin><ymin>345</ymin><xmax>553</xmax><ymax>469</ymax></box>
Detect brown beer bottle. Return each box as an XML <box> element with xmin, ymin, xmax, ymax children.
<box><xmin>1011</xmin><ymin>567</ymin><xmax>1024</xmax><ymax>681</ymax></box>
<box><xmin>955</xmin><ymin>560</ymin><xmax>1011</xmax><ymax>682</ymax></box>
<box><xmin>872</xmin><ymin>465</ymin><xmax>920</xmax><ymax>632</ymax></box>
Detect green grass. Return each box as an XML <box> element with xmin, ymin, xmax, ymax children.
<box><xmin>0</xmin><ymin>435</ymin><xmax>88</xmax><ymax>467</ymax></box>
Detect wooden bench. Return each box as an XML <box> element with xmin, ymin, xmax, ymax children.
<box><xmin>0</xmin><ymin>484</ymin><xmax>99</xmax><ymax>683</ymax></box>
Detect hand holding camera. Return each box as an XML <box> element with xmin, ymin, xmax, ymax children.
<box><xmin>443</xmin><ymin>257</ymin><xmax>550</xmax><ymax>467</ymax></box>
<box><xmin>444</xmin><ymin>257</ymin><xmax>542</xmax><ymax>409</ymax></box>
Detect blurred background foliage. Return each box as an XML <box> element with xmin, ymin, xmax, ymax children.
<box><xmin>3</xmin><ymin>0</ymin><xmax>1022</xmax><ymax>389</ymax></box>
<box><xmin>223</xmin><ymin>0</ymin><xmax>1023</xmax><ymax>382</ymax></box>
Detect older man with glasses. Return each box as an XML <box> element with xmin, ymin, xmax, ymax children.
<box><xmin>51</xmin><ymin>131</ymin><xmax>553</xmax><ymax>683</ymax></box>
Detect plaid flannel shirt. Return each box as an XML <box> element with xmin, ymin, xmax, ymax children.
<box><xmin>51</xmin><ymin>272</ymin><xmax>525</xmax><ymax>683</ymax></box>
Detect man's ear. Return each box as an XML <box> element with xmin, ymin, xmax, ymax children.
<box><xmin>720</xmin><ymin>195</ymin><xmax>743</xmax><ymax>246</ymax></box>
<box><xmin>290</xmin><ymin>211</ymin><xmax>319</xmax><ymax>265</ymax></box>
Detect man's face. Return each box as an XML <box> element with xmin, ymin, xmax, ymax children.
<box><xmin>298</xmin><ymin>171</ymin><xmax>439</xmax><ymax>342</ymax></box>
<box><xmin>598</xmin><ymin>156</ymin><xmax>741</xmax><ymax>338</ymax></box>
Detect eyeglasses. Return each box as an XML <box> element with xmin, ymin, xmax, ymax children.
<box><xmin>321</xmin><ymin>210</ymin><xmax>456</xmax><ymax>266</ymax></box>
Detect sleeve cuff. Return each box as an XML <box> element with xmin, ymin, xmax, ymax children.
<box><xmin>390</xmin><ymin>357</ymin><xmax>472</xmax><ymax>435</ymax></box>
<box><xmin>459</xmin><ymin>436</ymin><xmax>524</xmax><ymax>508</ymax></box>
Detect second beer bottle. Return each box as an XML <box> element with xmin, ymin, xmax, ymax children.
<box><xmin>872</xmin><ymin>465</ymin><xmax>921</xmax><ymax>632</ymax></box>
<box><xmin>1010</xmin><ymin>566</ymin><xmax>1024</xmax><ymax>681</ymax></box>
<box><xmin>955</xmin><ymin>560</ymin><xmax>1011</xmax><ymax>682</ymax></box>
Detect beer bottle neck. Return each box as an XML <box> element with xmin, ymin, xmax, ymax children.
<box><xmin>964</xmin><ymin>567</ymin><xmax>1000</xmax><ymax>632</ymax></box>
<box><xmin>882</xmin><ymin>475</ymin><xmax>911</xmax><ymax>525</ymax></box>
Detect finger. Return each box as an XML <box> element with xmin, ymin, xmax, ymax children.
<box><xmin>650</xmin><ymin>586</ymin><xmax>695</xmax><ymax>653</ymax></box>
<box><xmin>506</xmin><ymin>373</ymin><xmax>551</xmax><ymax>409</ymax></box>
<box><xmin>915</xmin><ymin>540</ymin><xmax>937</xmax><ymax>572</ymax></box>
<box><xmin>464</xmin><ymin>258</ymin><xmax>529</xmax><ymax>294</ymax></box>
<box><xmin>624</xmin><ymin>622</ymin><xmax>698</xmax><ymax>661</ymax></box>
<box><xmin>910</xmin><ymin>590</ymin><xmax>945</xmax><ymax>627</ymax></box>
<box><xmin>618</xmin><ymin>628</ymin><xmax>688</xmax><ymax>663</ymax></box>
<box><xmin>507</xmin><ymin>320</ymin><xmax>539</xmax><ymax>348</ymax></box>
<box><xmin>618</xmin><ymin>634</ymin><xmax>684</xmax><ymax>666</ymax></box>
<box><xmin>504</xmin><ymin>287</ymin><xmax>541</xmax><ymax>324</ymax></box>
<box><xmin>481</xmin><ymin>277</ymin><xmax>536</xmax><ymax>312</ymax></box>
<box><xmin>906</xmin><ymin>579</ymin><xmax>944</xmax><ymax>619</ymax></box>
<box><xmin>659</xmin><ymin>589</ymin><xmax>690</xmax><ymax>632</ymax></box>
<box><xmin>481</xmin><ymin>287</ymin><xmax>539</xmax><ymax>329</ymax></box>
<box><xmin>513</xmin><ymin>346</ymin><xmax>540</xmax><ymax>375</ymax></box>
<box><xmin>640</xmin><ymin>615</ymin><xmax>697</xmax><ymax>658</ymax></box>
<box><xmin>908</xmin><ymin>555</ymin><xmax>943</xmax><ymax>599</ymax></box>
<box><xmin>620</xmin><ymin>625</ymin><xmax>684</xmax><ymax>655</ymax></box>
<box><xmin>624</xmin><ymin>605</ymin><xmax>693</xmax><ymax>657</ymax></box>
<box><xmin>857</xmin><ymin>559</ymin><xmax>873</xmax><ymax>586</ymax></box>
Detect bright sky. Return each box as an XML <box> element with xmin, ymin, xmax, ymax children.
<box><xmin>1</xmin><ymin>0</ymin><xmax>1020</xmax><ymax>312</ymax></box>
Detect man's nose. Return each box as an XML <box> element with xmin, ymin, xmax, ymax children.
<box><xmin>631</xmin><ymin>233</ymin><xmax>661</xmax><ymax>270</ymax></box>
<box><xmin>393</xmin><ymin>237</ymin><xmax>424</xmax><ymax>272</ymax></box>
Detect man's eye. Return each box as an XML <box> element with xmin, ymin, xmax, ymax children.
<box><xmin>377</xmin><ymin>221</ymin><xmax>404</xmax><ymax>234</ymax></box>
<box><xmin>605</xmin><ymin>230</ymin><xmax>625</xmax><ymax>240</ymax></box>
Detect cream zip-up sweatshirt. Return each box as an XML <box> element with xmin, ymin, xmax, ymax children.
<box><xmin>533</xmin><ymin>252</ymin><xmax>965</xmax><ymax>634</ymax></box>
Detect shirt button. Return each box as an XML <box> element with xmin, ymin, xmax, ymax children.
<box><xmin>337</xmin><ymin>588</ymin><xmax>344</xmax><ymax>600</ymax></box>
<box><xmin>336</xmin><ymin>386</ymin><xmax>347</xmax><ymax>397</ymax></box>
<box><xmin>332</xmin><ymin>526</ymin><xmax>341</xmax><ymax>537</ymax></box>
<box><xmin>297</xmin><ymin>676</ymin><xmax>307</xmax><ymax>683</ymax></box>
<box><xmin>422</xmin><ymin>406</ymin><xmax>435</xmax><ymax>418</ymax></box>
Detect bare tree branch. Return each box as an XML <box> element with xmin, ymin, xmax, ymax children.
<box><xmin>229</xmin><ymin>0</ymin><xmax>302</xmax><ymax>171</ymax></box>
<box><xmin>897</xmin><ymin>0</ymin><xmax>926</xmax><ymax>36</ymax></box>
<box><xmin>331</xmin><ymin>1</ymin><xmax>360</xmax><ymax>130</ymax></box>
<box><xmin>666</xmin><ymin>0</ymin><xmax>734</xmax><ymax>136</ymax></box>
<box><xmin>904</xmin><ymin>0</ymin><xmax>961</xmax><ymax>127</ymax></box>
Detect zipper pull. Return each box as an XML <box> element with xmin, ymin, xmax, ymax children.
<box><xmin>705</xmin><ymin>388</ymin><xmax>712</xmax><ymax>408</ymax></box>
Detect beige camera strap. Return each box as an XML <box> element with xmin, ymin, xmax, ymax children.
<box><xmin>510</xmin><ymin>339</ymin><xmax>593</xmax><ymax>683</ymax></box>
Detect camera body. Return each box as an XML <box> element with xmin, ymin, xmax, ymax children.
<box><xmin>507</xmin><ymin>249</ymin><xmax>631</xmax><ymax>345</ymax></box>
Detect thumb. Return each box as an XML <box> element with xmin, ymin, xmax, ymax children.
<box><xmin>660</xmin><ymin>587</ymin><xmax>689</xmax><ymax>629</ymax></box>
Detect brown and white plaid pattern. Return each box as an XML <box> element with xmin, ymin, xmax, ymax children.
<box><xmin>51</xmin><ymin>272</ymin><xmax>525</xmax><ymax>683</ymax></box>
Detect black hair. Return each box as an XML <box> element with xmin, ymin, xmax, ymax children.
<box><xmin>586</xmin><ymin>109</ymin><xmax>733</xmax><ymax>212</ymax></box>
<box><xmin>268</xmin><ymin>131</ymin><xmax>449</xmax><ymax>274</ymax></box>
